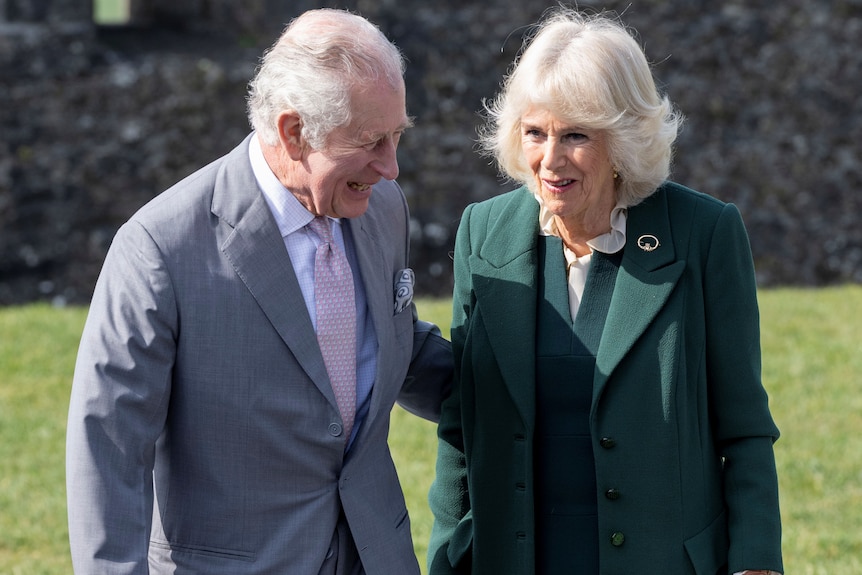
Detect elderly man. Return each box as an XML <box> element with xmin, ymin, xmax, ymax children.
<box><xmin>66</xmin><ymin>9</ymin><xmax>452</xmax><ymax>575</ymax></box>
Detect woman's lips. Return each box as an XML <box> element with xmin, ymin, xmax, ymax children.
<box><xmin>543</xmin><ymin>178</ymin><xmax>575</xmax><ymax>191</ymax></box>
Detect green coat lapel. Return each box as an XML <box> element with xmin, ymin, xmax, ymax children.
<box><xmin>467</xmin><ymin>186</ymin><xmax>687</xmax><ymax>427</ymax></box>
<box><xmin>594</xmin><ymin>186</ymin><xmax>685</xmax><ymax>401</ymax></box>
<box><xmin>468</xmin><ymin>190</ymin><xmax>540</xmax><ymax>431</ymax></box>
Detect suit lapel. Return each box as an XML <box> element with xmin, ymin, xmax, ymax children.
<box><xmin>470</xmin><ymin>190</ymin><xmax>540</xmax><ymax>432</ymax></box>
<box><xmin>213</xmin><ymin>136</ymin><xmax>334</xmax><ymax>406</ymax></box>
<box><xmin>594</xmin><ymin>186</ymin><xmax>685</xmax><ymax>402</ymax></box>
<box><xmin>344</xmin><ymin>207</ymin><xmax>392</xmax><ymax>425</ymax></box>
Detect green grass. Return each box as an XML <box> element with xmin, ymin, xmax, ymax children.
<box><xmin>759</xmin><ymin>288</ymin><xmax>862</xmax><ymax>574</ymax></box>
<box><xmin>92</xmin><ymin>0</ymin><xmax>129</xmax><ymax>25</ymax></box>
<box><xmin>1</xmin><ymin>289</ymin><xmax>861</xmax><ymax>573</ymax></box>
<box><xmin>0</xmin><ymin>304</ymin><xmax>86</xmax><ymax>574</ymax></box>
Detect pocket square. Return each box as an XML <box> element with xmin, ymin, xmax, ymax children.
<box><xmin>393</xmin><ymin>268</ymin><xmax>415</xmax><ymax>314</ymax></box>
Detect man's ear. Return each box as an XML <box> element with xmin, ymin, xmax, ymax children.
<box><xmin>277</xmin><ymin>111</ymin><xmax>305</xmax><ymax>161</ymax></box>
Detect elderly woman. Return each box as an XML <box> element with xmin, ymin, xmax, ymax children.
<box><xmin>428</xmin><ymin>8</ymin><xmax>782</xmax><ymax>575</ymax></box>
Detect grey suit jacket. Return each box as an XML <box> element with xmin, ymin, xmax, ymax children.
<box><xmin>66</xmin><ymin>134</ymin><xmax>453</xmax><ymax>574</ymax></box>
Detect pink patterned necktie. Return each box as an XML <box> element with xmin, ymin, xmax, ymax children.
<box><xmin>308</xmin><ymin>216</ymin><xmax>357</xmax><ymax>445</ymax></box>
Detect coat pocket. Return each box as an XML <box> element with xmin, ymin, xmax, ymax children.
<box><xmin>683</xmin><ymin>510</ymin><xmax>729</xmax><ymax>575</ymax></box>
<box><xmin>446</xmin><ymin>510</ymin><xmax>474</xmax><ymax>569</ymax></box>
<box><xmin>150</xmin><ymin>538</ymin><xmax>256</xmax><ymax>562</ymax></box>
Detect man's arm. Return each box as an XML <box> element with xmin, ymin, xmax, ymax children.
<box><xmin>66</xmin><ymin>220</ymin><xmax>177</xmax><ymax>574</ymax></box>
<box><xmin>396</xmin><ymin>315</ymin><xmax>453</xmax><ymax>422</ymax></box>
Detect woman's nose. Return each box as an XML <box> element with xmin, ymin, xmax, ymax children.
<box><xmin>541</xmin><ymin>140</ymin><xmax>566</xmax><ymax>170</ymax></box>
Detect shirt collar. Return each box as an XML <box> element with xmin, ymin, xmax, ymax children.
<box><xmin>532</xmin><ymin>189</ymin><xmax>627</xmax><ymax>255</ymax></box>
<box><xmin>248</xmin><ymin>133</ymin><xmax>318</xmax><ymax>237</ymax></box>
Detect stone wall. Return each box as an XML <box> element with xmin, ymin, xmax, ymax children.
<box><xmin>1</xmin><ymin>0</ymin><xmax>860</xmax><ymax>305</ymax></box>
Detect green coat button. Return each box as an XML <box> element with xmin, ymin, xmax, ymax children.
<box><xmin>600</xmin><ymin>437</ymin><xmax>617</xmax><ymax>449</ymax></box>
<box><xmin>605</xmin><ymin>488</ymin><xmax>621</xmax><ymax>500</ymax></box>
<box><xmin>610</xmin><ymin>531</ymin><xmax>625</xmax><ymax>547</ymax></box>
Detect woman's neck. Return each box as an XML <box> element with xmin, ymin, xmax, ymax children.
<box><xmin>553</xmin><ymin>211</ymin><xmax>612</xmax><ymax>257</ymax></box>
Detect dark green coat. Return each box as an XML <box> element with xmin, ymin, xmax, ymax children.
<box><xmin>428</xmin><ymin>183</ymin><xmax>783</xmax><ymax>575</ymax></box>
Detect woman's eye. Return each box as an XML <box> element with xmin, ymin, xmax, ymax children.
<box><xmin>563</xmin><ymin>132</ymin><xmax>587</xmax><ymax>141</ymax></box>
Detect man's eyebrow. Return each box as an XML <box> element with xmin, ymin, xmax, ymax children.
<box><xmin>363</xmin><ymin>118</ymin><xmax>414</xmax><ymax>141</ymax></box>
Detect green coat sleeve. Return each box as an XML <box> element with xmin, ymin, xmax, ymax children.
<box><xmin>704</xmin><ymin>203</ymin><xmax>783</xmax><ymax>573</ymax></box>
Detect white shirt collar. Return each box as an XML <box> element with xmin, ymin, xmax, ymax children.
<box><xmin>531</xmin><ymin>189</ymin><xmax>628</xmax><ymax>256</ymax></box>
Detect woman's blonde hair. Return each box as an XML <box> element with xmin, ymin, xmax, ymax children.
<box><xmin>479</xmin><ymin>8</ymin><xmax>683</xmax><ymax>206</ymax></box>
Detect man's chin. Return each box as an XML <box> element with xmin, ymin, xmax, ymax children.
<box><xmin>334</xmin><ymin>198</ymin><xmax>372</xmax><ymax>219</ymax></box>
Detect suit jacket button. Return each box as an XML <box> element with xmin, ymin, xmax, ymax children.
<box><xmin>610</xmin><ymin>531</ymin><xmax>625</xmax><ymax>547</ymax></box>
<box><xmin>605</xmin><ymin>488</ymin><xmax>621</xmax><ymax>500</ymax></box>
<box><xmin>328</xmin><ymin>423</ymin><xmax>343</xmax><ymax>437</ymax></box>
<box><xmin>600</xmin><ymin>437</ymin><xmax>617</xmax><ymax>449</ymax></box>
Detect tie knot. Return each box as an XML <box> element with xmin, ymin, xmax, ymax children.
<box><xmin>308</xmin><ymin>216</ymin><xmax>333</xmax><ymax>244</ymax></box>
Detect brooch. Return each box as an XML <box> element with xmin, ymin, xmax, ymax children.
<box><xmin>637</xmin><ymin>234</ymin><xmax>660</xmax><ymax>252</ymax></box>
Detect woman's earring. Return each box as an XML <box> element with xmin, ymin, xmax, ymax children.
<box><xmin>613</xmin><ymin>167</ymin><xmax>619</xmax><ymax>179</ymax></box>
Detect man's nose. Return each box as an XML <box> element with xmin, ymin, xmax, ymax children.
<box><xmin>371</xmin><ymin>137</ymin><xmax>399</xmax><ymax>181</ymax></box>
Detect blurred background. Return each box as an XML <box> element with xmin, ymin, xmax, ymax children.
<box><xmin>1</xmin><ymin>0</ymin><xmax>860</xmax><ymax>305</ymax></box>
